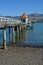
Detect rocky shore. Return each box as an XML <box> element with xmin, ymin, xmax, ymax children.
<box><xmin>0</xmin><ymin>46</ymin><xmax>43</xmax><ymax>65</ymax></box>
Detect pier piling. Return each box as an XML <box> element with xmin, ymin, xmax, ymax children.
<box><xmin>9</xmin><ymin>27</ymin><xmax>10</xmax><ymax>43</ymax></box>
<box><xmin>17</xmin><ymin>26</ymin><xmax>19</xmax><ymax>38</ymax></box>
<box><xmin>12</xmin><ymin>27</ymin><xmax>14</xmax><ymax>43</ymax></box>
<box><xmin>20</xmin><ymin>26</ymin><xmax>22</xmax><ymax>32</ymax></box>
<box><xmin>3</xmin><ymin>28</ymin><xmax>6</xmax><ymax>49</ymax></box>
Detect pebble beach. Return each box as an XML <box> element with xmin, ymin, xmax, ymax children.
<box><xmin>0</xmin><ymin>46</ymin><xmax>43</xmax><ymax>65</ymax></box>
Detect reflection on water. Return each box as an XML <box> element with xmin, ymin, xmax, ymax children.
<box><xmin>12</xmin><ymin>22</ymin><xmax>43</xmax><ymax>46</ymax></box>
<box><xmin>0</xmin><ymin>22</ymin><xmax>43</xmax><ymax>46</ymax></box>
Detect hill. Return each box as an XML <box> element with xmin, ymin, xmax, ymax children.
<box><xmin>28</xmin><ymin>13</ymin><xmax>43</xmax><ymax>22</ymax></box>
<box><xmin>0</xmin><ymin>13</ymin><xmax>43</xmax><ymax>22</ymax></box>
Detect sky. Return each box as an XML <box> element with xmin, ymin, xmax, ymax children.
<box><xmin>0</xmin><ymin>0</ymin><xmax>43</xmax><ymax>16</ymax></box>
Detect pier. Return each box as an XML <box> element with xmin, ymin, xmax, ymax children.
<box><xmin>0</xmin><ymin>20</ymin><xmax>32</xmax><ymax>49</ymax></box>
<box><xmin>0</xmin><ymin>13</ymin><xmax>33</xmax><ymax>49</ymax></box>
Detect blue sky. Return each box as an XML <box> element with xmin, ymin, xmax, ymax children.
<box><xmin>0</xmin><ymin>0</ymin><xmax>43</xmax><ymax>16</ymax></box>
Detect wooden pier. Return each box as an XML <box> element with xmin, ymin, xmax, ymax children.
<box><xmin>0</xmin><ymin>21</ymin><xmax>26</xmax><ymax>49</ymax></box>
<box><xmin>0</xmin><ymin>21</ymin><xmax>32</xmax><ymax>49</ymax></box>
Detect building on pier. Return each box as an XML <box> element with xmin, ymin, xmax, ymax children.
<box><xmin>21</xmin><ymin>13</ymin><xmax>28</xmax><ymax>24</ymax></box>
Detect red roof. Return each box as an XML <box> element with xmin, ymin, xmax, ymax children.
<box><xmin>22</xmin><ymin>13</ymin><xmax>28</xmax><ymax>18</ymax></box>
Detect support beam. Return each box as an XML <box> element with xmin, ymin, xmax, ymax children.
<box><xmin>17</xmin><ymin>26</ymin><xmax>19</xmax><ymax>39</ymax></box>
<box><xmin>14</xmin><ymin>26</ymin><xmax>17</xmax><ymax>39</ymax></box>
<box><xmin>19</xmin><ymin>26</ymin><xmax>22</xmax><ymax>32</ymax></box>
<box><xmin>9</xmin><ymin>27</ymin><xmax>10</xmax><ymax>34</ymax></box>
<box><xmin>9</xmin><ymin>27</ymin><xmax>10</xmax><ymax>43</ymax></box>
<box><xmin>30</xmin><ymin>21</ymin><xmax>33</xmax><ymax>29</ymax></box>
<box><xmin>30</xmin><ymin>21</ymin><xmax>32</xmax><ymax>27</ymax></box>
<box><xmin>12</xmin><ymin>27</ymin><xmax>14</xmax><ymax>43</ymax></box>
<box><xmin>17</xmin><ymin>26</ymin><xmax>19</xmax><ymax>32</ymax></box>
<box><xmin>3</xmin><ymin>28</ymin><xmax>6</xmax><ymax>49</ymax></box>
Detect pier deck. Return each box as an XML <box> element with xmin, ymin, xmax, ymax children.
<box><xmin>0</xmin><ymin>21</ymin><xmax>24</xmax><ymax>28</ymax></box>
<box><xmin>0</xmin><ymin>21</ymin><xmax>27</xmax><ymax>49</ymax></box>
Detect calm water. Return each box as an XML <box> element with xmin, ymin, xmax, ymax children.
<box><xmin>0</xmin><ymin>22</ymin><xmax>43</xmax><ymax>46</ymax></box>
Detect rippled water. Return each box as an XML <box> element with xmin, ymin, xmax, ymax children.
<box><xmin>0</xmin><ymin>22</ymin><xmax>43</xmax><ymax>46</ymax></box>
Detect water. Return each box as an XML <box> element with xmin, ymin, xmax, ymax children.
<box><xmin>0</xmin><ymin>22</ymin><xmax>43</xmax><ymax>46</ymax></box>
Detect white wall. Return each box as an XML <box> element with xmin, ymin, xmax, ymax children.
<box><xmin>25</xmin><ymin>18</ymin><xmax>28</xmax><ymax>24</ymax></box>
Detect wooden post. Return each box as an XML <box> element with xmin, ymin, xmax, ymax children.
<box><xmin>17</xmin><ymin>26</ymin><xmax>19</xmax><ymax>39</ymax></box>
<box><xmin>3</xmin><ymin>28</ymin><xmax>6</xmax><ymax>49</ymax></box>
<box><xmin>12</xmin><ymin>27</ymin><xmax>14</xmax><ymax>43</ymax></box>
<box><xmin>9</xmin><ymin>27</ymin><xmax>10</xmax><ymax>34</ymax></box>
<box><xmin>30</xmin><ymin>21</ymin><xmax>33</xmax><ymax>29</ymax></box>
<box><xmin>14</xmin><ymin>26</ymin><xmax>17</xmax><ymax>39</ymax></box>
<box><xmin>30</xmin><ymin>21</ymin><xmax>32</xmax><ymax>27</ymax></box>
<box><xmin>19</xmin><ymin>25</ymin><xmax>22</xmax><ymax>32</ymax></box>
<box><xmin>9</xmin><ymin>27</ymin><xmax>10</xmax><ymax>43</ymax></box>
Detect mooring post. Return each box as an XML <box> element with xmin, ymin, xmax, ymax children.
<box><xmin>3</xmin><ymin>27</ymin><xmax>6</xmax><ymax>49</ymax></box>
<box><xmin>12</xmin><ymin>27</ymin><xmax>14</xmax><ymax>43</ymax></box>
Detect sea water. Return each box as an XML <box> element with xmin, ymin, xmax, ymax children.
<box><xmin>0</xmin><ymin>22</ymin><xmax>43</xmax><ymax>46</ymax></box>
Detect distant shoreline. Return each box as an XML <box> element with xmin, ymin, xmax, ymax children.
<box><xmin>32</xmin><ymin>21</ymin><xmax>43</xmax><ymax>23</ymax></box>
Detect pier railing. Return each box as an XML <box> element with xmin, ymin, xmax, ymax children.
<box><xmin>0</xmin><ymin>20</ymin><xmax>21</xmax><ymax>28</ymax></box>
<box><xmin>0</xmin><ymin>20</ymin><xmax>27</xmax><ymax>28</ymax></box>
